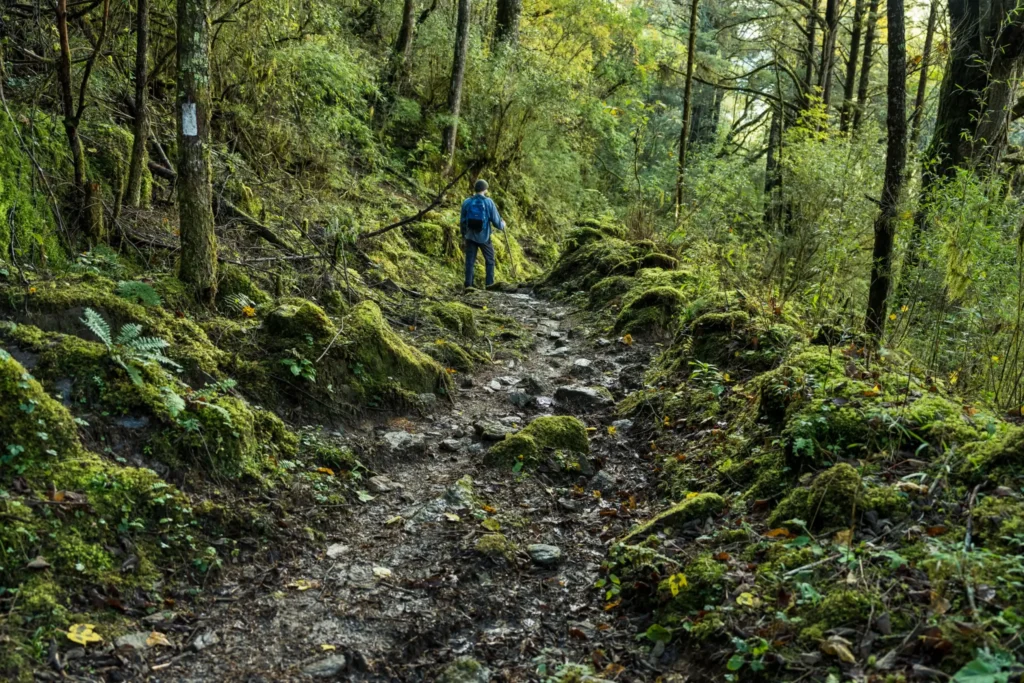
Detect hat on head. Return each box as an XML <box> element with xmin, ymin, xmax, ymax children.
<box><xmin>474</xmin><ymin>179</ymin><xmax>489</xmax><ymax>193</ymax></box>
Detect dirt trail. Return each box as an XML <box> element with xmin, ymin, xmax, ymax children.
<box><xmin>147</xmin><ymin>290</ymin><xmax>665</xmax><ymax>682</ymax></box>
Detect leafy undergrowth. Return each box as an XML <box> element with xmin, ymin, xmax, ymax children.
<box><xmin>549</xmin><ymin>229</ymin><xmax>1024</xmax><ymax>681</ymax></box>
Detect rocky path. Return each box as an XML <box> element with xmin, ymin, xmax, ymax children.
<box><xmin>148</xmin><ymin>290</ymin><xmax>665</xmax><ymax>682</ymax></box>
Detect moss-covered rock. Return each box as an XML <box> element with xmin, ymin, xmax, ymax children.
<box><xmin>619</xmin><ymin>493</ymin><xmax>726</xmax><ymax>544</ymax></box>
<box><xmin>475</xmin><ymin>533</ymin><xmax>518</xmax><ymax>560</ymax></box>
<box><xmin>263</xmin><ymin>298</ymin><xmax>335</xmax><ymax>341</ymax></box>
<box><xmin>424</xmin><ymin>301</ymin><xmax>477</xmax><ymax>338</ymax></box>
<box><xmin>769</xmin><ymin>463</ymin><xmax>861</xmax><ymax>531</ymax></box>
<box><xmin>425</xmin><ymin>339</ymin><xmax>478</xmax><ymax>371</ymax></box>
<box><xmin>614</xmin><ymin>286</ymin><xmax>687</xmax><ymax>337</ymax></box>
<box><xmin>485</xmin><ymin>415</ymin><xmax>589</xmax><ymax>467</ymax></box>
<box><xmin>217</xmin><ymin>263</ymin><xmax>272</xmax><ymax>307</ymax></box>
<box><xmin>960</xmin><ymin>426</ymin><xmax>1024</xmax><ymax>486</ymax></box>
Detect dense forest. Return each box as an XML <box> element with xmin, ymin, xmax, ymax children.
<box><xmin>4</xmin><ymin>0</ymin><xmax>1024</xmax><ymax>678</ymax></box>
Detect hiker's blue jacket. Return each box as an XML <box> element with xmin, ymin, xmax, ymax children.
<box><xmin>460</xmin><ymin>194</ymin><xmax>504</xmax><ymax>244</ymax></box>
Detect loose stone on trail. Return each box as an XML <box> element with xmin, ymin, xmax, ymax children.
<box><xmin>527</xmin><ymin>544</ymin><xmax>564</xmax><ymax>567</ymax></box>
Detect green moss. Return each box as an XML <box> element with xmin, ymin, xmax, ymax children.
<box><xmin>862</xmin><ymin>485</ymin><xmax>911</xmax><ymax>519</ymax></box>
<box><xmin>972</xmin><ymin>497</ymin><xmax>1024</xmax><ymax>550</ymax></box>
<box><xmin>263</xmin><ymin>297</ymin><xmax>335</xmax><ymax>342</ymax></box>
<box><xmin>475</xmin><ymin>533</ymin><xmax>518</xmax><ymax>560</ymax></box>
<box><xmin>620</xmin><ymin>493</ymin><xmax>726</xmax><ymax>544</ymax></box>
<box><xmin>485</xmin><ymin>416</ymin><xmax>589</xmax><ymax>467</ymax></box>
<box><xmin>405</xmin><ymin>222</ymin><xmax>445</xmax><ymax>256</ymax></box>
<box><xmin>344</xmin><ymin>300</ymin><xmax>444</xmax><ymax>396</ymax></box>
<box><xmin>960</xmin><ymin>426</ymin><xmax>1024</xmax><ymax>486</ymax></box>
<box><xmin>660</xmin><ymin>553</ymin><xmax>726</xmax><ymax>612</ymax></box>
<box><xmin>769</xmin><ymin>463</ymin><xmax>861</xmax><ymax>531</ymax></box>
<box><xmin>614</xmin><ymin>286</ymin><xmax>687</xmax><ymax>337</ymax></box>
<box><xmin>424</xmin><ymin>301</ymin><xmax>477</xmax><ymax>338</ymax></box>
<box><xmin>217</xmin><ymin>263</ymin><xmax>272</xmax><ymax>307</ymax></box>
<box><xmin>810</xmin><ymin>589</ymin><xmax>877</xmax><ymax>629</ymax></box>
<box><xmin>425</xmin><ymin>339</ymin><xmax>478</xmax><ymax>371</ymax></box>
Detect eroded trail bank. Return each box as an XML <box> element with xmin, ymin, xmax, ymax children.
<box><xmin>130</xmin><ymin>289</ymin><xmax>666</xmax><ymax>682</ymax></box>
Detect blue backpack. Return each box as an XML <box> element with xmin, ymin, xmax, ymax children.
<box><xmin>463</xmin><ymin>196</ymin><xmax>491</xmax><ymax>241</ymax></box>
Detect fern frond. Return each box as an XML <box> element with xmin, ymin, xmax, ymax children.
<box><xmin>127</xmin><ymin>335</ymin><xmax>170</xmax><ymax>353</ymax></box>
<box><xmin>199</xmin><ymin>402</ymin><xmax>235</xmax><ymax>428</ymax></box>
<box><xmin>81</xmin><ymin>308</ymin><xmax>113</xmax><ymax>347</ymax></box>
<box><xmin>223</xmin><ymin>293</ymin><xmax>255</xmax><ymax>314</ymax></box>
<box><xmin>116</xmin><ymin>281</ymin><xmax>162</xmax><ymax>307</ymax></box>
<box><xmin>116</xmin><ymin>323</ymin><xmax>144</xmax><ymax>345</ymax></box>
<box><xmin>115</xmin><ymin>357</ymin><xmax>145</xmax><ymax>386</ymax></box>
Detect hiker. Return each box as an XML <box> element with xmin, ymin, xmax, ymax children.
<box><xmin>460</xmin><ymin>179</ymin><xmax>506</xmax><ymax>289</ymax></box>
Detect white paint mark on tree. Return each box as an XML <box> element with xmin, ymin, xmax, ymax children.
<box><xmin>182</xmin><ymin>102</ymin><xmax>198</xmax><ymax>137</ymax></box>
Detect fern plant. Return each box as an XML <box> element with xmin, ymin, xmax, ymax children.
<box><xmin>81</xmin><ymin>308</ymin><xmax>181</xmax><ymax>385</ymax></box>
<box><xmin>116</xmin><ymin>280</ymin><xmax>162</xmax><ymax>307</ymax></box>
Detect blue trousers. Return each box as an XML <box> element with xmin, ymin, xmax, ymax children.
<box><xmin>464</xmin><ymin>239</ymin><xmax>495</xmax><ymax>287</ymax></box>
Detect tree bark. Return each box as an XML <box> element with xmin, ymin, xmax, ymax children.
<box><xmin>674</xmin><ymin>0</ymin><xmax>701</xmax><ymax>222</ymax></box>
<box><xmin>441</xmin><ymin>0</ymin><xmax>471</xmax><ymax>173</ymax></box>
<box><xmin>126</xmin><ymin>0</ymin><xmax>150</xmax><ymax>208</ymax></box>
<box><xmin>818</xmin><ymin>0</ymin><xmax>840</xmax><ymax>108</ymax></box>
<box><xmin>865</xmin><ymin>0</ymin><xmax>907</xmax><ymax>340</ymax></box>
<box><xmin>851</xmin><ymin>0</ymin><xmax>879</xmax><ymax>132</ymax></box>
<box><xmin>909</xmin><ymin>0</ymin><xmax>938</xmax><ymax>150</ymax></box>
<box><xmin>763</xmin><ymin>103</ymin><xmax>783</xmax><ymax>228</ymax></box>
<box><xmin>688</xmin><ymin>82</ymin><xmax>721</xmax><ymax>147</ymax></box>
<box><xmin>802</xmin><ymin>0</ymin><xmax>819</xmax><ymax>104</ymax></box>
<box><xmin>177</xmin><ymin>0</ymin><xmax>218</xmax><ymax>303</ymax></box>
<box><xmin>839</xmin><ymin>0</ymin><xmax>864</xmax><ymax>130</ymax></box>
<box><xmin>55</xmin><ymin>0</ymin><xmax>86</xmax><ymax>189</ymax></box>
<box><xmin>494</xmin><ymin>0</ymin><xmax>522</xmax><ymax>45</ymax></box>
<box><xmin>374</xmin><ymin>0</ymin><xmax>417</xmax><ymax>125</ymax></box>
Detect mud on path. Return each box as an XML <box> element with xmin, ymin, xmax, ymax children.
<box><xmin>146</xmin><ymin>289</ymin><xmax>668</xmax><ymax>682</ymax></box>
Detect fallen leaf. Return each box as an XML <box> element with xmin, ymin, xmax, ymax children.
<box><xmin>607</xmin><ymin>426</ymin><xmax>617</xmax><ymax>436</ymax></box>
<box><xmin>896</xmin><ymin>481</ymin><xmax>929</xmax><ymax>495</ymax></box>
<box><xmin>765</xmin><ymin>528</ymin><xmax>795</xmax><ymax>539</ymax></box>
<box><xmin>862</xmin><ymin>384</ymin><xmax>882</xmax><ymax>397</ymax></box>
<box><xmin>444</xmin><ymin>512</ymin><xmax>461</xmax><ymax>522</ymax></box>
<box><xmin>316</xmin><ymin>467</ymin><xmax>335</xmax><ymax>476</ymax></box>
<box><xmin>603</xmin><ymin>599</ymin><xmax>621</xmax><ymax>611</ymax></box>
<box><xmin>622</xmin><ymin>333</ymin><xmax>633</xmax><ymax>346</ymax></box>
<box><xmin>385</xmin><ymin>515</ymin><xmax>403</xmax><ymax>526</ymax></box>
<box><xmin>26</xmin><ymin>556</ymin><xmax>51</xmax><ymax>570</ymax></box>
<box><xmin>146</xmin><ymin>631</ymin><xmax>171</xmax><ymax>647</ymax></box>
<box><xmin>820</xmin><ymin>635</ymin><xmax>856</xmax><ymax>663</ymax></box>
<box><xmin>736</xmin><ymin>592</ymin><xmax>761</xmax><ymax>607</ymax></box>
<box><xmin>481</xmin><ymin>504</ymin><xmax>497</xmax><ymax>514</ymax></box>
<box><xmin>667</xmin><ymin>573</ymin><xmax>688</xmax><ymax>597</ymax></box>
<box><xmin>67</xmin><ymin>624</ymin><xmax>102</xmax><ymax>646</ymax></box>
<box><xmin>685</xmin><ymin>492</ymin><xmax>700</xmax><ymax>499</ymax></box>
<box><xmin>321</xmin><ymin>643</ymin><xmax>336</xmax><ymax>651</ymax></box>
<box><xmin>926</xmin><ymin>525</ymin><xmax>949</xmax><ymax>537</ymax></box>
<box><xmin>714</xmin><ymin>552</ymin><xmax>731</xmax><ymax>561</ymax></box>
<box><xmin>288</xmin><ymin>579</ymin><xmax>316</xmax><ymax>591</ymax></box>
<box><xmin>481</xmin><ymin>518</ymin><xmax>501</xmax><ymax>531</ymax></box>
<box><xmin>833</xmin><ymin>529</ymin><xmax>853</xmax><ymax>546</ymax></box>
<box><xmin>372</xmin><ymin>566</ymin><xmax>393</xmax><ymax>579</ymax></box>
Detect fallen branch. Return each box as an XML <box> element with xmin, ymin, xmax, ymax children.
<box><xmin>357</xmin><ymin>165</ymin><xmax>474</xmax><ymax>242</ymax></box>
<box><xmin>216</xmin><ymin>197</ymin><xmax>297</xmax><ymax>253</ymax></box>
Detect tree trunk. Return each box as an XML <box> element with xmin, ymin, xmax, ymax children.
<box><xmin>818</xmin><ymin>0</ymin><xmax>840</xmax><ymax>108</ymax></box>
<box><xmin>763</xmin><ymin>103</ymin><xmax>783</xmax><ymax>228</ymax></box>
<box><xmin>802</xmin><ymin>0</ymin><xmax>819</xmax><ymax>103</ymax></box>
<box><xmin>674</xmin><ymin>0</ymin><xmax>700</xmax><ymax>222</ymax></box>
<box><xmin>374</xmin><ymin>0</ymin><xmax>417</xmax><ymax>125</ymax></box>
<box><xmin>56</xmin><ymin>0</ymin><xmax>86</xmax><ymax>189</ymax></box>
<box><xmin>126</xmin><ymin>0</ymin><xmax>150</xmax><ymax>208</ymax></box>
<box><xmin>865</xmin><ymin>0</ymin><xmax>907</xmax><ymax>340</ymax></box>
<box><xmin>839</xmin><ymin>0</ymin><xmax>864</xmax><ymax>130</ymax></box>
<box><xmin>688</xmin><ymin>82</ymin><xmax>721</xmax><ymax>147</ymax></box>
<box><xmin>494</xmin><ymin>0</ymin><xmax>522</xmax><ymax>45</ymax></box>
<box><xmin>441</xmin><ymin>0</ymin><xmax>471</xmax><ymax>173</ymax></box>
<box><xmin>177</xmin><ymin>0</ymin><xmax>218</xmax><ymax>303</ymax></box>
<box><xmin>851</xmin><ymin>0</ymin><xmax>879</xmax><ymax>132</ymax></box>
<box><xmin>909</xmin><ymin>0</ymin><xmax>938</xmax><ymax>150</ymax></box>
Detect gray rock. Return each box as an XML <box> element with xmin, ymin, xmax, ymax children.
<box><xmin>368</xmin><ymin>475</ymin><xmax>402</xmax><ymax>493</ymax></box>
<box><xmin>440</xmin><ymin>438</ymin><xmax>462</xmax><ymax>452</ymax></box>
<box><xmin>589</xmin><ymin>470</ymin><xmax>618</xmax><ymax>494</ymax></box>
<box><xmin>438</xmin><ymin>656</ymin><xmax>492</xmax><ymax>683</ymax></box>
<box><xmin>553</xmin><ymin>385</ymin><xmax>614</xmax><ymax>411</ymax></box>
<box><xmin>115</xmin><ymin>416</ymin><xmax>150</xmax><ymax>429</ymax></box>
<box><xmin>114</xmin><ymin>632</ymin><xmax>152</xmax><ymax>650</ymax></box>
<box><xmin>495</xmin><ymin>376</ymin><xmax>519</xmax><ymax>387</ymax></box>
<box><xmin>611</xmin><ymin>418</ymin><xmax>634</xmax><ymax>433</ymax></box>
<box><xmin>570</xmin><ymin>358</ymin><xmax>595</xmax><ymax>378</ymax></box>
<box><xmin>595</xmin><ymin>337</ymin><xmax>612</xmax><ymax>347</ymax></box>
<box><xmin>326</xmin><ymin>543</ymin><xmax>349</xmax><ymax>559</ymax></box>
<box><xmin>190</xmin><ymin>630</ymin><xmax>220</xmax><ymax>652</ymax></box>
<box><xmin>557</xmin><ymin>497</ymin><xmax>580</xmax><ymax>512</ymax></box>
<box><xmin>444</xmin><ymin>475</ymin><xmax>476</xmax><ymax>509</ymax></box>
<box><xmin>544</xmin><ymin>347</ymin><xmax>570</xmax><ymax>357</ymax></box>
<box><xmin>527</xmin><ymin>544</ymin><xmax>563</xmax><ymax>567</ymax></box>
<box><xmin>303</xmin><ymin>654</ymin><xmax>348</xmax><ymax>678</ymax></box>
<box><xmin>507</xmin><ymin>392</ymin><xmax>536</xmax><ymax>409</ymax></box>
<box><xmin>142</xmin><ymin>610</ymin><xmax>175</xmax><ymax>626</ymax></box>
<box><xmin>519</xmin><ymin>375</ymin><xmax>546</xmax><ymax>395</ymax></box>
<box><xmin>381</xmin><ymin>431</ymin><xmax>428</xmax><ymax>456</ymax></box>
<box><xmin>474</xmin><ymin>420</ymin><xmax>516</xmax><ymax>441</ymax></box>
<box><xmin>417</xmin><ymin>393</ymin><xmax>438</xmax><ymax>409</ymax></box>
<box><xmin>460</xmin><ymin>376</ymin><xmax>475</xmax><ymax>389</ymax></box>
<box><xmin>488</xmin><ymin>380</ymin><xmax>502</xmax><ymax>391</ymax></box>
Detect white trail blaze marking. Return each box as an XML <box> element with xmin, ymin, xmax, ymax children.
<box><xmin>182</xmin><ymin>103</ymin><xmax>198</xmax><ymax>137</ymax></box>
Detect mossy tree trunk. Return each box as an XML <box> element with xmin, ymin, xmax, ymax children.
<box><xmin>764</xmin><ymin>104</ymin><xmax>783</xmax><ymax>228</ymax></box>
<box><xmin>817</xmin><ymin>0</ymin><xmax>839</xmax><ymax>109</ymax></box>
<box><xmin>908</xmin><ymin>0</ymin><xmax>938</xmax><ymax>151</ymax></box>
<box><xmin>441</xmin><ymin>0</ymin><xmax>471</xmax><ymax>174</ymax></box>
<box><xmin>176</xmin><ymin>0</ymin><xmax>218</xmax><ymax>304</ymax></box>
<box><xmin>865</xmin><ymin>0</ymin><xmax>906</xmax><ymax>341</ymax></box>
<box><xmin>801</xmin><ymin>0</ymin><xmax>818</xmax><ymax>106</ymax></box>
<box><xmin>374</xmin><ymin>0</ymin><xmax>417</xmax><ymax>126</ymax></box>
<box><xmin>55</xmin><ymin>0</ymin><xmax>110</xmax><ymax>245</ymax></box>
<box><xmin>851</xmin><ymin>0</ymin><xmax>879</xmax><ymax>133</ymax></box>
<box><xmin>673</xmin><ymin>0</ymin><xmax>700</xmax><ymax>223</ymax></box>
<box><xmin>126</xmin><ymin>0</ymin><xmax>150</xmax><ymax>208</ymax></box>
<box><xmin>839</xmin><ymin>0</ymin><xmax>863</xmax><ymax>131</ymax></box>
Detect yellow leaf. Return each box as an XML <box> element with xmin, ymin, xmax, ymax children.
<box><xmin>321</xmin><ymin>643</ymin><xmax>336</xmax><ymax>651</ymax></box>
<box><xmin>316</xmin><ymin>467</ymin><xmax>335</xmax><ymax>476</ymax></box>
<box><xmin>901</xmin><ymin>305</ymin><xmax>909</xmax><ymax>312</ymax></box>
<box><xmin>444</xmin><ymin>512</ymin><xmax>461</xmax><ymax>522</ymax></box>
<box><xmin>146</xmin><ymin>631</ymin><xmax>171</xmax><ymax>648</ymax></box>
<box><xmin>385</xmin><ymin>515</ymin><xmax>403</xmax><ymax>526</ymax></box>
<box><xmin>622</xmin><ymin>333</ymin><xmax>634</xmax><ymax>346</ymax></box>
<box><xmin>607</xmin><ymin>426</ymin><xmax>617</xmax><ymax>436</ymax></box>
<box><xmin>241</xmin><ymin>305</ymin><xmax>256</xmax><ymax>318</ymax></box>
<box><xmin>662</xmin><ymin>415</ymin><xmax>671</xmax><ymax>428</ymax></box>
<box><xmin>949</xmin><ymin>370</ymin><xmax>959</xmax><ymax>385</ymax></box>
<box><xmin>889</xmin><ymin>313</ymin><xmax>897</xmax><ymax>321</ymax></box>
<box><xmin>861</xmin><ymin>384</ymin><xmax>881</xmax><ymax>397</ymax></box>
<box><xmin>685</xmin><ymin>492</ymin><xmax>700</xmax><ymax>499</ymax></box>
<box><xmin>67</xmin><ymin>623</ymin><xmax>103</xmax><ymax>646</ymax></box>
<box><xmin>289</xmin><ymin>579</ymin><xmax>316</xmax><ymax>591</ymax></box>
<box><xmin>482</xmin><ymin>504</ymin><xmax>497</xmax><ymax>513</ymax></box>
<box><xmin>736</xmin><ymin>592</ymin><xmax>761</xmax><ymax>607</ymax></box>
<box><xmin>592</xmin><ymin>490</ymin><xmax>602</xmax><ymax>498</ymax></box>
<box><xmin>833</xmin><ymin>529</ymin><xmax>853</xmax><ymax>546</ymax></box>
<box><xmin>372</xmin><ymin>566</ymin><xmax>392</xmax><ymax>579</ymax></box>
<box><xmin>992</xmin><ymin>355</ymin><xmax>1000</xmax><ymax>363</ymax></box>
<box><xmin>723</xmin><ymin>373</ymin><xmax>731</xmax><ymax>382</ymax></box>
<box><xmin>481</xmin><ymin>518</ymin><xmax>501</xmax><ymax>531</ymax></box>
<box><xmin>820</xmin><ymin>635</ymin><xmax>856</xmax><ymax>663</ymax></box>
<box><xmin>667</xmin><ymin>573</ymin><xmax>688</xmax><ymax>597</ymax></box>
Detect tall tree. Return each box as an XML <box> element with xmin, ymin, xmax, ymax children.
<box><xmin>126</xmin><ymin>0</ymin><xmax>150</xmax><ymax>208</ymax></box>
<box><xmin>817</xmin><ymin>0</ymin><xmax>840</xmax><ymax>108</ymax></box>
<box><xmin>763</xmin><ymin>103</ymin><xmax>784</xmax><ymax>228</ymax></box>
<box><xmin>374</xmin><ymin>0</ymin><xmax>417</xmax><ymax>125</ymax></box>
<box><xmin>494</xmin><ymin>0</ymin><xmax>522</xmax><ymax>45</ymax></box>
<box><xmin>865</xmin><ymin>0</ymin><xmax>907</xmax><ymax>339</ymax></box>
<box><xmin>177</xmin><ymin>0</ymin><xmax>218</xmax><ymax>303</ymax></box>
<box><xmin>441</xmin><ymin>0</ymin><xmax>471</xmax><ymax>172</ymax></box>
<box><xmin>839</xmin><ymin>0</ymin><xmax>864</xmax><ymax>130</ymax></box>
<box><xmin>902</xmin><ymin>0</ymin><xmax>1024</xmax><ymax>286</ymax></box>
<box><xmin>908</xmin><ymin>0</ymin><xmax>938</xmax><ymax>150</ymax></box>
<box><xmin>802</xmin><ymin>0</ymin><xmax>819</xmax><ymax>104</ymax></box>
<box><xmin>851</xmin><ymin>0</ymin><xmax>879</xmax><ymax>132</ymax></box>
<box><xmin>674</xmin><ymin>0</ymin><xmax>700</xmax><ymax>221</ymax></box>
